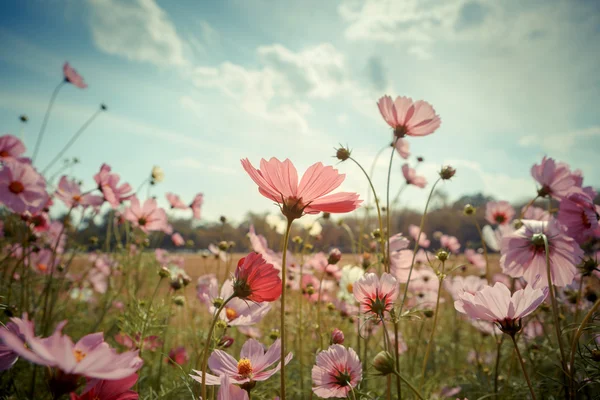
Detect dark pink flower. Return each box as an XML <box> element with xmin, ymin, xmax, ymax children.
<box><xmin>190</xmin><ymin>193</ymin><xmax>204</xmax><ymax>219</ymax></box>
<box><xmin>167</xmin><ymin>346</ymin><xmax>188</xmax><ymax>366</ymax></box>
<box><xmin>0</xmin><ymin>160</ymin><xmax>48</xmax><ymax>214</ymax></box>
<box><xmin>377</xmin><ymin>95</ymin><xmax>441</xmax><ymax>138</ymax></box>
<box><xmin>558</xmin><ymin>191</ymin><xmax>599</xmax><ymax>244</ymax></box>
<box><xmin>93</xmin><ymin>164</ymin><xmax>133</xmax><ymax>207</ymax></box>
<box><xmin>55</xmin><ymin>176</ymin><xmax>104</xmax><ymax>209</ymax></box>
<box><xmin>70</xmin><ymin>373</ymin><xmax>138</xmax><ymax>400</ymax></box>
<box><xmin>312</xmin><ymin>344</ymin><xmax>362</xmax><ymax>398</ymax></box>
<box><xmin>0</xmin><ymin>135</ymin><xmax>26</xmax><ymax>161</ymax></box>
<box><xmin>124</xmin><ymin>196</ymin><xmax>169</xmax><ymax>234</ymax></box>
<box><xmin>171</xmin><ymin>232</ymin><xmax>185</xmax><ymax>247</ymax></box>
<box><xmin>531</xmin><ymin>157</ymin><xmax>577</xmax><ymax>199</ymax></box>
<box><xmin>63</xmin><ymin>62</ymin><xmax>87</xmax><ymax>89</ymax></box>
<box><xmin>485</xmin><ymin>201</ymin><xmax>515</xmax><ymax>225</ymax></box>
<box><xmin>241</xmin><ymin>158</ymin><xmax>361</xmax><ymax>220</ymax></box>
<box><xmin>233</xmin><ymin>252</ymin><xmax>282</xmax><ymax>302</ymax></box>
<box><xmin>353</xmin><ymin>273</ymin><xmax>399</xmax><ymax>316</ymax></box>
<box><xmin>330</xmin><ymin>328</ymin><xmax>344</xmax><ymax>345</ymax></box>
<box><xmin>402</xmin><ymin>164</ymin><xmax>427</xmax><ymax>188</ymax></box>
<box><xmin>165</xmin><ymin>192</ymin><xmax>187</xmax><ymax>209</ymax></box>
<box><xmin>500</xmin><ymin>219</ymin><xmax>584</xmax><ymax>288</ymax></box>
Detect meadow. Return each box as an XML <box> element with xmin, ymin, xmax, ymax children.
<box><xmin>0</xmin><ymin>62</ymin><xmax>599</xmax><ymax>400</ymax></box>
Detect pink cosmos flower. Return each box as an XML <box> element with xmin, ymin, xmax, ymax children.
<box><xmin>167</xmin><ymin>346</ymin><xmax>188</xmax><ymax>366</ymax></box>
<box><xmin>165</xmin><ymin>192</ymin><xmax>187</xmax><ymax>209</ymax></box>
<box><xmin>216</xmin><ymin>375</ymin><xmax>249</xmax><ymax>400</ymax></box>
<box><xmin>210</xmin><ymin>279</ymin><xmax>272</xmax><ymax>326</ymax></box>
<box><xmin>55</xmin><ymin>176</ymin><xmax>104</xmax><ymax>209</ymax></box>
<box><xmin>124</xmin><ymin>196</ymin><xmax>169</xmax><ymax>234</ymax></box>
<box><xmin>190</xmin><ymin>193</ymin><xmax>204</xmax><ymax>219</ymax></box>
<box><xmin>94</xmin><ymin>164</ymin><xmax>133</xmax><ymax>207</ymax></box>
<box><xmin>408</xmin><ymin>224</ymin><xmax>430</xmax><ymax>248</ymax></box>
<box><xmin>454</xmin><ymin>282</ymin><xmax>547</xmax><ymax>334</ymax></box>
<box><xmin>377</xmin><ymin>95</ymin><xmax>441</xmax><ymax>138</ymax></box>
<box><xmin>232</xmin><ymin>252</ymin><xmax>282</xmax><ymax>302</ymax></box>
<box><xmin>241</xmin><ymin>158</ymin><xmax>361</xmax><ymax>220</ymax></box>
<box><xmin>171</xmin><ymin>232</ymin><xmax>185</xmax><ymax>247</ymax></box>
<box><xmin>70</xmin><ymin>373</ymin><xmax>139</xmax><ymax>400</ymax></box>
<box><xmin>196</xmin><ymin>274</ymin><xmax>219</xmax><ymax>305</ymax></box>
<box><xmin>353</xmin><ymin>272</ymin><xmax>399</xmax><ymax>316</ymax></box>
<box><xmin>464</xmin><ymin>249</ymin><xmax>486</xmax><ymax>273</ymax></box>
<box><xmin>440</xmin><ymin>234</ymin><xmax>461</xmax><ymax>254</ymax></box>
<box><xmin>190</xmin><ymin>338</ymin><xmax>292</xmax><ymax>385</ymax></box>
<box><xmin>309</xmin><ymin>252</ymin><xmax>342</xmax><ymax>280</ymax></box>
<box><xmin>402</xmin><ymin>164</ymin><xmax>427</xmax><ymax>188</ymax></box>
<box><xmin>0</xmin><ymin>316</ymin><xmax>142</xmax><ymax>379</ymax></box>
<box><xmin>0</xmin><ymin>159</ymin><xmax>48</xmax><ymax>214</ymax></box>
<box><xmin>558</xmin><ymin>191</ymin><xmax>599</xmax><ymax>244</ymax></box>
<box><xmin>390</xmin><ymin>249</ymin><xmax>414</xmax><ymax>283</ymax></box>
<box><xmin>26</xmin><ymin>248</ymin><xmax>58</xmax><ymax>275</ymax></box>
<box><xmin>395</xmin><ymin>138</ymin><xmax>410</xmax><ymax>159</ymax></box>
<box><xmin>444</xmin><ymin>275</ymin><xmax>488</xmax><ymax>301</ymax></box>
<box><xmin>0</xmin><ymin>322</ymin><xmax>22</xmax><ymax>371</ymax></box>
<box><xmin>312</xmin><ymin>344</ymin><xmax>362</xmax><ymax>398</ymax></box>
<box><xmin>522</xmin><ymin>206</ymin><xmax>551</xmax><ymax>221</ymax></box>
<box><xmin>114</xmin><ymin>333</ymin><xmax>162</xmax><ymax>352</ymax></box>
<box><xmin>500</xmin><ymin>219</ymin><xmax>584</xmax><ymax>288</ymax></box>
<box><xmin>389</xmin><ymin>233</ymin><xmax>410</xmax><ymax>253</ymax></box>
<box><xmin>485</xmin><ymin>201</ymin><xmax>515</xmax><ymax>225</ymax></box>
<box><xmin>0</xmin><ymin>135</ymin><xmax>26</xmax><ymax>161</ymax></box>
<box><xmin>531</xmin><ymin>157</ymin><xmax>577</xmax><ymax>199</ymax></box>
<box><xmin>63</xmin><ymin>62</ymin><xmax>87</xmax><ymax>89</ymax></box>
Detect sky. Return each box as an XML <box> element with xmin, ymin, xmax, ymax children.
<box><xmin>1</xmin><ymin>0</ymin><xmax>599</xmax><ymax>223</ymax></box>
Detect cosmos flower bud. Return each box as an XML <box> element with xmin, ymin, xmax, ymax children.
<box><xmin>436</xmin><ymin>249</ymin><xmax>449</xmax><ymax>262</ymax></box>
<box><xmin>213</xmin><ymin>297</ymin><xmax>225</xmax><ymax>308</ymax></box>
<box><xmin>463</xmin><ymin>204</ymin><xmax>476</xmax><ymax>216</ymax></box>
<box><xmin>335</xmin><ymin>146</ymin><xmax>351</xmax><ymax>161</ymax></box>
<box><xmin>215</xmin><ymin>319</ymin><xmax>228</xmax><ymax>332</ymax></box>
<box><xmin>417</xmin><ymin>156</ymin><xmax>424</xmax><ymax>162</ymax></box>
<box><xmin>331</xmin><ymin>328</ymin><xmax>345</xmax><ymax>345</ymax></box>
<box><xmin>423</xmin><ymin>309</ymin><xmax>434</xmax><ymax>318</ymax></box>
<box><xmin>304</xmin><ymin>243</ymin><xmax>314</xmax><ymax>251</ymax></box>
<box><xmin>151</xmin><ymin>166</ymin><xmax>164</xmax><ymax>183</ymax></box>
<box><xmin>306</xmin><ymin>286</ymin><xmax>316</xmax><ymax>295</ymax></box>
<box><xmin>292</xmin><ymin>236</ymin><xmax>303</xmax><ymax>245</ymax></box>
<box><xmin>269</xmin><ymin>329</ymin><xmax>280</xmax><ymax>340</ymax></box>
<box><xmin>439</xmin><ymin>165</ymin><xmax>456</xmax><ymax>180</ymax></box>
<box><xmin>322</xmin><ymin>212</ymin><xmax>331</xmax><ymax>220</ymax></box>
<box><xmin>19</xmin><ymin>114</ymin><xmax>28</xmax><ymax>122</ymax></box>
<box><xmin>328</xmin><ymin>248</ymin><xmax>342</xmax><ymax>265</ymax></box>
<box><xmin>158</xmin><ymin>267</ymin><xmax>170</xmax><ymax>278</ymax></box>
<box><xmin>219</xmin><ymin>336</ymin><xmax>234</xmax><ymax>348</ymax></box>
<box><xmin>100</xmin><ymin>103</ymin><xmax>107</xmax><ymax>111</ymax></box>
<box><xmin>372</xmin><ymin>229</ymin><xmax>382</xmax><ymax>239</ymax></box>
<box><xmin>218</xmin><ymin>241</ymin><xmax>229</xmax><ymax>251</ymax></box>
<box><xmin>326</xmin><ymin>302</ymin><xmax>335</xmax><ymax>311</ymax></box>
<box><xmin>372</xmin><ymin>351</ymin><xmax>396</xmax><ymax>376</ymax></box>
<box><xmin>173</xmin><ymin>296</ymin><xmax>185</xmax><ymax>306</ymax></box>
<box><xmin>220</xmin><ymin>215</ymin><xmax>227</xmax><ymax>224</ymax></box>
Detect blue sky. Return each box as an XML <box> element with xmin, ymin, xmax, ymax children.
<box><xmin>1</xmin><ymin>0</ymin><xmax>599</xmax><ymax>222</ymax></box>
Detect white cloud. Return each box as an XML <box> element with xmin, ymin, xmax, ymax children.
<box><xmin>519</xmin><ymin>126</ymin><xmax>600</xmax><ymax>154</ymax></box>
<box><xmin>88</xmin><ymin>0</ymin><xmax>187</xmax><ymax>66</ymax></box>
<box><xmin>171</xmin><ymin>157</ymin><xmax>237</xmax><ymax>174</ymax></box>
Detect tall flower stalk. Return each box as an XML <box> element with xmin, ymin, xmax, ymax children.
<box><xmin>279</xmin><ymin>218</ymin><xmax>293</xmax><ymax>398</ymax></box>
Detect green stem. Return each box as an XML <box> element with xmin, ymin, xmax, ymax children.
<box><xmin>279</xmin><ymin>218</ymin><xmax>293</xmax><ymax>399</ymax></box>
<box><xmin>393</xmin><ymin>371</ymin><xmax>424</xmax><ymax>400</ymax></box>
<box><xmin>385</xmin><ymin>138</ymin><xmax>398</xmax><ymax>274</ymax></box>
<box><xmin>568</xmin><ymin>299</ymin><xmax>600</xmax><ymax>399</ymax></box>
<box><xmin>419</xmin><ymin>261</ymin><xmax>445</xmax><ymax>387</ymax></box>
<box><xmin>200</xmin><ymin>295</ymin><xmax>234</xmax><ymax>400</ymax></box>
<box><xmin>473</xmin><ymin>217</ymin><xmax>490</xmax><ymax>279</ymax></box>
<box><xmin>494</xmin><ymin>334</ymin><xmax>504</xmax><ymax>394</ymax></box>
<box><xmin>317</xmin><ymin>269</ymin><xmax>327</xmax><ymax>350</ymax></box>
<box><xmin>392</xmin><ymin>312</ymin><xmax>402</xmax><ymax>398</ymax></box>
<box><xmin>398</xmin><ymin>178</ymin><xmax>442</xmax><ymax>315</ymax></box>
<box><xmin>139</xmin><ymin>277</ymin><xmax>164</xmax><ymax>360</ymax></box>
<box><xmin>32</xmin><ymin>80</ymin><xmax>65</xmax><ymax>163</ymax></box>
<box><xmin>509</xmin><ymin>334</ymin><xmax>537</xmax><ymax>400</ymax></box>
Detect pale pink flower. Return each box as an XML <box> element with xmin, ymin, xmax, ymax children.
<box><xmin>440</xmin><ymin>234</ymin><xmax>461</xmax><ymax>254</ymax></box>
<box><xmin>377</xmin><ymin>95</ymin><xmax>441</xmax><ymax>138</ymax></box>
<box><xmin>190</xmin><ymin>193</ymin><xmax>204</xmax><ymax>219</ymax></box>
<box><xmin>124</xmin><ymin>196</ymin><xmax>169</xmax><ymax>234</ymax></box>
<box><xmin>390</xmin><ymin>249</ymin><xmax>414</xmax><ymax>283</ymax></box>
<box><xmin>500</xmin><ymin>219</ymin><xmax>584</xmax><ymax>288</ymax></box>
<box><xmin>485</xmin><ymin>201</ymin><xmax>515</xmax><ymax>225</ymax></box>
<box><xmin>26</xmin><ymin>249</ymin><xmax>58</xmax><ymax>275</ymax></box>
<box><xmin>395</xmin><ymin>138</ymin><xmax>410</xmax><ymax>159</ymax></box>
<box><xmin>312</xmin><ymin>344</ymin><xmax>362</xmax><ymax>398</ymax></box>
<box><xmin>558</xmin><ymin>191</ymin><xmax>599</xmax><ymax>244</ymax></box>
<box><xmin>0</xmin><ymin>135</ymin><xmax>26</xmax><ymax>161</ymax></box>
<box><xmin>409</xmin><ymin>268</ymin><xmax>439</xmax><ymax>293</ymax></box>
<box><xmin>0</xmin><ymin>322</ymin><xmax>22</xmax><ymax>371</ymax></box>
<box><xmin>114</xmin><ymin>333</ymin><xmax>161</xmax><ymax>352</ymax></box>
<box><xmin>522</xmin><ymin>206</ymin><xmax>550</xmax><ymax>221</ymax></box>
<box><xmin>353</xmin><ymin>272</ymin><xmax>399</xmax><ymax>316</ymax></box>
<box><xmin>408</xmin><ymin>224</ymin><xmax>430</xmax><ymax>248</ymax></box>
<box><xmin>55</xmin><ymin>176</ymin><xmax>103</xmax><ymax>209</ymax></box>
<box><xmin>190</xmin><ymin>338</ymin><xmax>292</xmax><ymax>385</ymax></box>
<box><xmin>211</xmin><ymin>280</ymin><xmax>272</xmax><ymax>326</ymax></box>
<box><xmin>171</xmin><ymin>232</ymin><xmax>185</xmax><ymax>247</ymax></box>
<box><xmin>531</xmin><ymin>157</ymin><xmax>577</xmax><ymax>199</ymax></box>
<box><xmin>165</xmin><ymin>192</ymin><xmax>187</xmax><ymax>209</ymax></box>
<box><xmin>70</xmin><ymin>373</ymin><xmax>139</xmax><ymax>400</ymax></box>
<box><xmin>402</xmin><ymin>164</ymin><xmax>427</xmax><ymax>188</ymax></box>
<box><xmin>0</xmin><ymin>159</ymin><xmax>48</xmax><ymax>214</ymax></box>
<box><xmin>444</xmin><ymin>275</ymin><xmax>488</xmax><ymax>301</ymax></box>
<box><xmin>241</xmin><ymin>158</ymin><xmax>361</xmax><ymax>220</ymax></box>
<box><xmin>196</xmin><ymin>274</ymin><xmax>219</xmax><ymax>306</ymax></box>
<box><xmin>464</xmin><ymin>249</ymin><xmax>486</xmax><ymax>273</ymax></box>
<box><xmin>93</xmin><ymin>164</ymin><xmax>133</xmax><ymax>207</ymax></box>
<box><xmin>523</xmin><ymin>320</ymin><xmax>545</xmax><ymax>339</ymax></box>
<box><xmin>482</xmin><ymin>224</ymin><xmax>515</xmax><ymax>252</ymax></box>
<box><xmin>216</xmin><ymin>375</ymin><xmax>249</xmax><ymax>400</ymax></box>
<box><xmin>0</xmin><ymin>316</ymin><xmax>142</xmax><ymax>379</ymax></box>
<box><xmin>63</xmin><ymin>62</ymin><xmax>87</xmax><ymax>89</ymax></box>
<box><xmin>309</xmin><ymin>252</ymin><xmax>342</xmax><ymax>280</ymax></box>
<box><xmin>455</xmin><ymin>282</ymin><xmax>547</xmax><ymax>334</ymax></box>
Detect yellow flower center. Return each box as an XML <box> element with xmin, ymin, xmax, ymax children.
<box><xmin>225</xmin><ymin>307</ymin><xmax>238</xmax><ymax>321</ymax></box>
<box><xmin>237</xmin><ymin>358</ymin><xmax>253</xmax><ymax>377</ymax></box>
<box><xmin>72</xmin><ymin>194</ymin><xmax>82</xmax><ymax>203</ymax></box>
<box><xmin>74</xmin><ymin>349</ymin><xmax>86</xmax><ymax>362</ymax></box>
<box><xmin>346</xmin><ymin>283</ymin><xmax>354</xmax><ymax>293</ymax></box>
<box><xmin>37</xmin><ymin>264</ymin><xmax>48</xmax><ymax>272</ymax></box>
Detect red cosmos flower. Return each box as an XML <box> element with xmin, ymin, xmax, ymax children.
<box><xmin>377</xmin><ymin>95</ymin><xmax>441</xmax><ymax>138</ymax></box>
<box><xmin>232</xmin><ymin>252</ymin><xmax>282</xmax><ymax>302</ymax></box>
<box><xmin>63</xmin><ymin>62</ymin><xmax>87</xmax><ymax>89</ymax></box>
<box><xmin>70</xmin><ymin>373</ymin><xmax>138</xmax><ymax>400</ymax></box>
<box><xmin>241</xmin><ymin>158</ymin><xmax>361</xmax><ymax>221</ymax></box>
